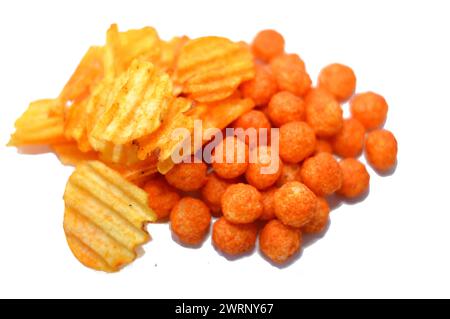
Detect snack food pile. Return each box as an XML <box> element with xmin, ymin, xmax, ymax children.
<box><xmin>8</xmin><ymin>25</ymin><xmax>398</xmax><ymax>272</ymax></box>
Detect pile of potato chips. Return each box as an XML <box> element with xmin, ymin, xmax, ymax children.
<box><xmin>8</xmin><ymin>24</ymin><xmax>256</xmax><ymax>272</ymax></box>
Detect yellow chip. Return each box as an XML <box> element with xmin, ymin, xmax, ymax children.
<box><xmin>110</xmin><ymin>155</ymin><xmax>158</xmax><ymax>185</ymax></box>
<box><xmin>156</xmin><ymin>36</ymin><xmax>189</xmax><ymax>75</ymax></box>
<box><xmin>64</xmin><ymin>99</ymin><xmax>92</xmax><ymax>152</ymax></box>
<box><xmin>8</xmin><ymin>99</ymin><xmax>67</xmax><ymax>146</ymax></box>
<box><xmin>59</xmin><ymin>46</ymin><xmax>104</xmax><ymax>103</ymax></box>
<box><xmin>175</xmin><ymin>36</ymin><xmax>255</xmax><ymax>102</ymax></box>
<box><xmin>63</xmin><ymin>161</ymin><xmax>156</xmax><ymax>272</ymax></box>
<box><xmin>104</xmin><ymin>24</ymin><xmax>161</xmax><ymax>79</ymax></box>
<box><xmin>137</xmin><ymin>97</ymin><xmax>193</xmax><ymax>162</ymax></box>
<box><xmin>90</xmin><ymin>60</ymin><xmax>173</xmax><ymax>145</ymax></box>
<box><xmin>52</xmin><ymin>143</ymin><xmax>98</xmax><ymax>166</ymax></box>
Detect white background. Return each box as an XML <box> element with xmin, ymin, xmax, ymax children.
<box><xmin>0</xmin><ymin>0</ymin><xmax>449</xmax><ymax>299</ymax></box>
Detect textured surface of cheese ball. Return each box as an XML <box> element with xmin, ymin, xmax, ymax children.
<box><xmin>260</xmin><ymin>219</ymin><xmax>302</xmax><ymax>264</ymax></box>
<box><xmin>365</xmin><ymin>129</ymin><xmax>398</xmax><ymax>172</ymax></box>
<box><xmin>274</xmin><ymin>181</ymin><xmax>317</xmax><ymax>227</ymax></box>
<box><xmin>300</xmin><ymin>153</ymin><xmax>343</xmax><ymax>196</ymax></box>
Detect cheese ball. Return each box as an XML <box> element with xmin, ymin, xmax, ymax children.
<box><xmin>305</xmin><ymin>88</ymin><xmax>343</xmax><ymax>137</ymax></box>
<box><xmin>314</xmin><ymin>139</ymin><xmax>333</xmax><ymax>155</ymax></box>
<box><xmin>276</xmin><ymin>163</ymin><xmax>302</xmax><ymax>187</ymax></box>
<box><xmin>165</xmin><ymin>160</ymin><xmax>207</xmax><ymax>192</ymax></box>
<box><xmin>170</xmin><ymin>197</ymin><xmax>211</xmax><ymax>245</ymax></box>
<box><xmin>365</xmin><ymin>129</ymin><xmax>398</xmax><ymax>172</ymax></box>
<box><xmin>260</xmin><ymin>187</ymin><xmax>277</xmax><ymax>221</ymax></box>
<box><xmin>260</xmin><ymin>219</ymin><xmax>302</xmax><ymax>264</ymax></box>
<box><xmin>221</xmin><ymin>183</ymin><xmax>263</xmax><ymax>224</ymax></box>
<box><xmin>267</xmin><ymin>91</ymin><xmax>305</xmax><ymax>127</ymax></box>
<box><xmin>318</xmin><ymin>63</ymin><xmax>356</xmax><ymax>102</ymax></box>
<box><xmin>240</xmin><ymin>64</ymin><xmax>278</xmax><ymax>106</ymax></box>
<box><xmin>212</xmin><ymin>136</ymin><xmax>248</xmax><ymax>179</ymax></box>
<box><xmin>274</xmin><ymin>181</ymin><xmax>317</xmax><ymax>228</ymax></box>
<box><xmin>337</xmin><ymin>158</ymin><xmax>370</xmax><ymax>198</ymax></box>
<box><xmin>233</xmin><ymin>110</ymin><xmax>271</xmax><ymax>145</ymax></box>
<box><xmin>246</xmin><ymin>145</ymin><xmax>282</xmax><ymax>190</ymax></box>
<box><xmin>300</xmin><ymin>153</ymin><xmax>343</xmax><ymax>196</ymax></box>
<box><xmin>350</xmin><ymin>92</ymin><xmax>388</xmax><ymax>130</ymax></box>
<box><xmin>279</xmin><ymin>121</ymin><xmax>316</xmax><ymax>163</ymax></box>
<box><xmin>143</xmin><ymin>176</ymin><xmax>180</xmax><ymax>220</ymax></box>
<box><xmin>302</xmin><ymin>197</ymin><xmax>330</xmax><ymax>234</ymax></box>
<box><xmin>252</xmin><ymin>29</ymin><xmax>285</xmax><ymax>62</ymax></box>
<box><xmin>212</xmin><ymin>217</ymin><xmax>258</xmax><ymax>256</ymax></box>
<box><xmin>331</xmin><ymin>118</ymin><xmax>366</xmax><ymax>158</ymax></box>
<box><xmin>270</xmin><ymin>53</ymin><xmax>311</xmax><ymax>96</ymax></box>
<box><xmin>201</xmin><ymin>173</ymin><xmax>235</xmax><ymax>216</ymax></box>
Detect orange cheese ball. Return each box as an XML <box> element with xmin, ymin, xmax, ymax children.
<box><xmin>331</xmin><ymin>118</ymin><xmax>366</xmax><ymax>158</ymax></box>
<box><xmin>246</xmin><ymin>145</ymin><xmax>283</xmax><ymax>190</ymax></box>
<box><xmin>302</xmin><ymin>197</ymin><xmax>330</xmax><ymax>234</ymax></box>
<box><xmin>260</xmin><ymin>187</ymin><xmax>277</xmax><ymax>221</ymax></box>
<box><xmin>318</xmin><ymin>63</ymin><xmax>356</xmax><ymax>102</ymax></box>
<box><xmin>170</xmin><ymin>197</ymin><xmax>211</xmax><ymax>245</ymax></box>
<box><xmin>201</xmin><ymin>173</ymin><xmax>235</xmax><ymax>216</ymax></box>
<box><xmin>300</xmin><ymin>153</ymin><xmax>343</xmax><ymax>196</ymax></box>
<box><xmin>337</xmin><ymin>158</ymin><xmax>370</xmax><ymax>198</ymax></box>
<box><xmin>279</xmin><ymin>121</ymin><xmax>316</xmax><ymax>163</ymax></box>
<box><xmin>267</xmin><ymin>91</ymin><xmax>305</xmax><ymax>127</ymax></box>
<box><xmin>143</xmin><ymin>176</ymin><xmax>180</xmax><ymax>220</ymax></box>
<box><xmin>233</xmin><ymin>110</ymin><xmax>271</xmax><ymax>145</ymax></box>
<box><xmin>274</xmin><ymin>181</ymin><xmax>317</xmax><ymax>228</ymax></box>
<box><xmin>240</xmin><ymin>64</ymin><xmax>278</xmax><ymax>106</ymax></box>
<box><xmin>350</xmin><ymin>92</ymin><xmax>388</xmax><ymax>130</ymax></box>
<box><xmin>252</xmin><ymin>29</ymin><xmax>285</xmax><ymax>62</ymax></box>
<box><xmin>314</xmin><ymin>139</ymin><xmax>333</xmax><ymax>155</ymax></box>
<box><xmin>212</xmin><ymin>136</ymin><xmax>248</xmax><ymax>179</ymax></box>
<box><xmin>212</xmin><ymin>217</ymin><xmax>258</xmax><ymax>256</ymax></box>
<box><xmin>221</xmin><ymin>183</ymin><xmax>263</xmax><ymax>224</ymax></box>
<box><xmin>165</xmin><ymin>160</ymin><xmax>207</xmax><ymax>192</ymax></box>
<box><xmin>259</xmin><ymin>219</ymin><xmax>302</xmax><ymax>264</ymax></box>
<box><xmin>365</xmin><ymin>129</ymin><xmax>398</xmax><ymax>172</ymax></box>
<box><xmin>276</xmin><ymin>163</ymin><xmax>302</xmax><ymax>187</ymax></box>
<box><xmin>305</xmin><ymin>88</ymin><xmax>343</xmax><ymax>137</ymax></box>
<box><xmin>270</xmin><ymin>53</ymin><xmax>311</xmax><ymax>96</ymax></box>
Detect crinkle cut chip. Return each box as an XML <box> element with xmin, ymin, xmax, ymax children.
<box><xmin>63</xmin><ymin>161</ymin><xmax>156</xmax><ymax>272</ymax></box>
<box><xmin>175</xmin><ymin>36</ymin><xmax>255</xmax><ymax>102</ymax></box>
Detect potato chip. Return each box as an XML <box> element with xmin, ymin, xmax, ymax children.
<box><xmin>110</xmin><ymin>155</ymin><xmax>158</xmax><ymax>185</ymax></box>
<box><xmin>137</xmin><ymin>97</ymin><xmax>193</xmax><ymax>162</ymax></box>
<box><xmin>64</xmin><ymin>99</ymin><xmax>92</xmax><ymax>152</ymax></box>
<box><xmin>104</xmin><ymin>24</ymin><xmax>162</xmax><ymax>79</ymax></box>
<box><xmin>175</xmin><ymin>37</ymin><xmax>255</xmax><ymax>102</ymax></box>
<box><xmin>59</xmin><ymin>46</ymin><xmax>104</xmax><ymax>103</ymax></box>
<box><xmin>156</xmin><ymin>36</ymin><xmax>189</xmax><ymax>74</ymax></box>
<box><xmin>90</xmin><ymin>60</ymin><xmax>173</xmax><ymax>145</ymax></box>
<box><xmin>52</xmin><ymin>143</ymin><xmax>98</xmax><ymax>166</ymax></box>
<box><xmin>63</xmin><ymin>161</ymin><xmax>156</xmax><ymax>272</ymax></box>
<box><xmin>8</xmin><ymin>99</ymin><xmax>67</xmax><ymax>146</ymax></box>
<box><xmin>196</xmin><ymin>96</ymin><xmax>255</xmax><ymax>131</ymax></box>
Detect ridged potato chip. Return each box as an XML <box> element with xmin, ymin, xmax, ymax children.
<box><xmin>104</xmin><ymin>24</ymin><xmax>161</xmax><ymax>78</ymax></box>
<box><xmin>63</xmin><ymin>161</ymin><xmax>156</xmax><ymax>272</ymax></box>
<box><xmin>52</xmin><ymin>143</ymin><xmax>98</xmax><ymax>166</ymax></box>
<box><xmin>90</xmin><ymin>60</ymin><xmax>173</xmax><ymax>145</ymax></box>
<box><xmin>175</xmin><ymin>37</ymin><xmax>255</xmax><ymax>102</ymax></box>
<box><xmin>8</xmin><ymin>99</ymin><xmax>66</xmax><ymax>146</ymax></box>
<box><xmin>64</xmin><ymin>99</ymin><xmax>92</xmax><ymax>152</ymax></box>
<box><xmin>137</xmin><ymin>97</ymin><xmax>193</xmax><ymax>162</ymax></box>
<box><xmin>195</xmin><ymin>96</ymin><xmax>255</xmax><ymax>131</ymax></box>
<box><xmin>59</xmin><ymin>46</ymin><xmax>104</xmax><ymax>103</ymax></box>
<box><xmin>110</xmin><ymin>155</ymin><xmax>158</xmax><ymax>185</ymax></box>
<box><xmin>152</xmin><ymin>36</ymin><xmax>189</xmax><ymax>76</ymax></box>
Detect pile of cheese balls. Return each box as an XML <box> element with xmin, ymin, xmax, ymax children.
<box><xmin>143</xmin><ymin>30</ymin><xmax>398</xmax><ymax>265</ymax></box>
